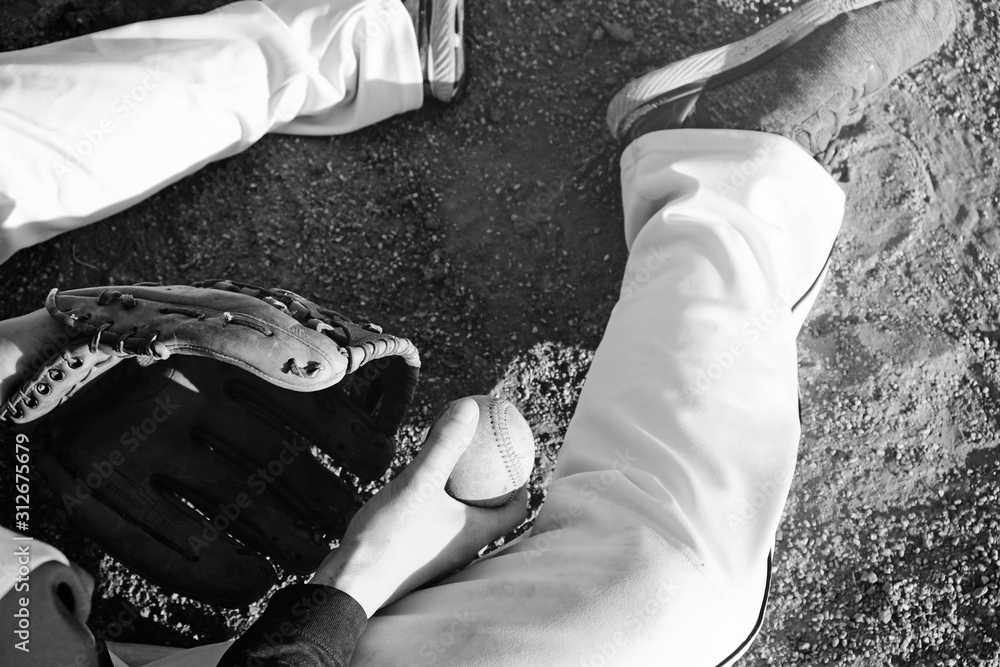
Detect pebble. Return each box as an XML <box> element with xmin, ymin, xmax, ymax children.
<box><xmin>599</xmin><ymin>19</ymin><xmax>635</xmax><ymax>44</ymax></box>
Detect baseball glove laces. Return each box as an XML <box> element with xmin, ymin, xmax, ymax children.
<box><xmin>2</xmin><ymin>279</ymin><xmax>419</xmax><ymax>607</ymax></box>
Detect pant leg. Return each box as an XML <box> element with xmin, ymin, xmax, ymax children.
<box><xmin>0</xmin><ymin>0</ymin><xmax>422</xmax><ymax>264</ymax></box>
<box><xmin>121</xmin><ymin>129</ymin><xmax>845</xmax><ymax>667</ymax></box>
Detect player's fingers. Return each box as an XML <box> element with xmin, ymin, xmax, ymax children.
<box><xmin>413</xmin><ymin>397</ymin><xmax>480</xmax><ymax>480</ymax></box>
<box><xmin>493</xmin><ymin>487</ymin><xmax>529</xmax><ymax>532</ymax></box>
<box><xmin>467</xmin><ymin>487</ymin><xmax>529</xmax><ymax>545</ymax></box>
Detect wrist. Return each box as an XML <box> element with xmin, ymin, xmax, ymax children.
<box><xmin>309</xmin><ymin>542</ymin><xmax>390</xmax><ymax>618</ymax></box>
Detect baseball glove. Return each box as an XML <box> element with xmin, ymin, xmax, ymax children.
<box><xmin>1</xmin><ymin>280</ymin><xmax>419</xmax><ymax>607</ymax></box>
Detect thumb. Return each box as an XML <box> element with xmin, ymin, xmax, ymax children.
<box><xmin>412</xmin><ymin>398</ymin><xmax>480</xmax><ymax>481</ymax></box>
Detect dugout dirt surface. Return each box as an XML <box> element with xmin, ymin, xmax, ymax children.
<box><xmin>1</xmin><ymin>0</ymin><xmax>999</xmax><ymax>664</ymax></box>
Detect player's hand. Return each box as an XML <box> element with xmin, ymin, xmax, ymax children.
<box><xmin>309</xmin><ymin>398</ymin><xmax>528</xmax><ymax>617</ymax></box>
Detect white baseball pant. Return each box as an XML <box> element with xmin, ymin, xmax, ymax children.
<box><xmin>0</xmin><ymin>0</ymin><xmax>422</xmax><ymax>265</ymax></box>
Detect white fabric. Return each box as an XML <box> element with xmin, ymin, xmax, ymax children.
<box><xmin>110</xmin><ymin>650</ymin><xmax>134</xmax><ymax>667</ymax></box>
<box><xmin>139</xmin><ymin>129</ymin><xmax>845</xmax><ymax>667</ymax></box>
<box><xmin>0</xmin><ymin>0</ymin><xmax>422</xmax><ymax>264</ymax></box>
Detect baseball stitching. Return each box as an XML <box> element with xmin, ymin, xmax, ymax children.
<box><xmin>490</xmin><ymin>399</ymin><xmax>522</xmax><ymax>497</ymax></box>
<box><xmin>490</xmin><ymin>399</ymin><xmax>524</xmax><ymax>496</ymax></box>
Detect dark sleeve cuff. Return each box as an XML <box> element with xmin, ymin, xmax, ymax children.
<box><xmin>217</xmin><ymin>584</ymin><xmax>368</xmax><ymax>667</ymax></box>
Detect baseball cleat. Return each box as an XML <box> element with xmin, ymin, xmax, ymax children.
<box><xmin>607</xmin><ymin>0</ymin><xmax>957</xmax><ymax>154</ymax></box>
<box><xmin>406</xmin><ymin>0</ymin><xmax>466</xmax><ymax>103</ymax></box>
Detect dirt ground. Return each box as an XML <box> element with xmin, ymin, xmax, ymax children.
<box><xmin>1</xmin><ymin>0</ymin><xmax>999</xmax><ymax>664</ymax></box>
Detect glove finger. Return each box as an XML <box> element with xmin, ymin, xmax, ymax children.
<box><xmin>31</xmin><ymin>419</ymin><xmax>276</xmax><ymax>607</ymax></box>
<box><xmin>342</xmin><ymin>356</ymin><xmax>419</xmax><ymax>438</ymax></box>
<box><xmin>158</xmin><ymin>377</ymin><xmax>360</xmax><ymax>573</ymax></box>
<box><xmin>106</xmin><ymin>358</ymin><xmax>360</xmax><ymax>574</ymax></box>
<box><xmin>233</xmin><ymin>375</ymin><xmax>394</xmax><ymax>482</ymax></box>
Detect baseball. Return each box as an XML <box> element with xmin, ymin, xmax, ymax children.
<box><xmin>444</xmin><ymin>395</ymin><xmax>535</xmax><ymax>508</ymax></box>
